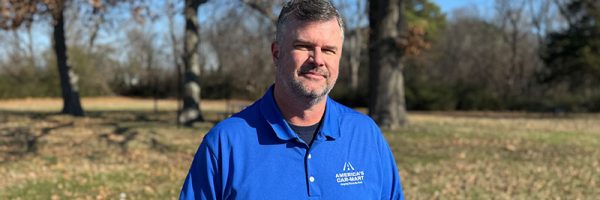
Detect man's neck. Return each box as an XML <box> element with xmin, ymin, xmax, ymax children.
<box><xmin>273</xmin><ymin>86</ymin><xmax>326</xmax><ymax>126</ymax></box>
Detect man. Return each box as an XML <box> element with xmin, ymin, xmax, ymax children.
<box><xmin>180</xmin><ymin>0</ymin><xmax>404</xmax><ymax>199</ymax></box>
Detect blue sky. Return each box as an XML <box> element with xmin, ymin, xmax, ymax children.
<box><xmin>432</xmin><ymin>0</ymin><xmax>493</xmax><ymax>15</ymax></box>
<box><xmin>1</xmin><ymin>0</ymin><xmax>496</xmax><ymax>62</ymax></box>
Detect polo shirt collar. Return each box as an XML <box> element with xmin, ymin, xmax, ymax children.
<box><xmin>320</xmin><ymin>97</ymin><xmax>341</xmax><ymax>140</ymax></box>
<box><xmin>259</xmin><ymin>86</ymin><xmax>341</xmax><ymax>141</ymax></box>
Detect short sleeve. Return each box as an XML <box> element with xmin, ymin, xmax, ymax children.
<box><xmin>374</xmin><ymin>125</ymin><xmax>405</xmax><ymax>200</ymax></box>
<box><xmin>179</xmin><ymin>134</ymin><xmax>221</xmax><ymax>200</ymax></box>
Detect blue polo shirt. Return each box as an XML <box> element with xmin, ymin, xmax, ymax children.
<box><xmin>180</xmin><ymin>87</ymin><xmax>404</xmax><ymax>199</ymax></box>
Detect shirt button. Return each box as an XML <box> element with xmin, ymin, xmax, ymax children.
<box><xmin>309</xmin><ymin>176</ymin><xmax>315</xmax><ymax>182</ymax></box>
<box><xmin>308</xmin><ymin>154</ymin><xmax>312</xmax><ymax>159</ymax></box>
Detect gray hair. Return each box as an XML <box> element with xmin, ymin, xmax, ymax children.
<box><xmin>275</xmin><ymin>0</ymin><xmax>344</xmax><ymax>43</ymax></box>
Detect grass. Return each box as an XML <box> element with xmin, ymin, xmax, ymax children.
<box><xmin>1</xmin><ymin>98</ymin><xmax>599</xmax><ymax>199</ymax></box>
<box><xmin>391</xmin><ymin>114</ymin><xmax>600</xmax><ymax>199</ymax></box>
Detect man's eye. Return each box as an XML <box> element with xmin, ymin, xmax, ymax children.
<box><xmin>294</xmin><ymin>45</ymin><xmax>311</xmax><ymax>50</ymax></box>
<box><xmin>323</xmin><ymin>49</ymin><xmax>336</xmax><ymax>55</ymax></box>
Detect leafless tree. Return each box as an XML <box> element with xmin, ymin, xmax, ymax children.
<box><xmin>494</xmin><ymin>0</ymin><xmax>560</xmax><ymax>100</ymax></box>
<box><xmin>495</xmin><ymin>0</ymin><xmax>530</xmax><ymax>98</ymax></box>
<box><xmin>166</xmin><ymin>0</ymin><xmax>184</xmax><ymax>124</ymax></box>
<box><xmin>240</xmin><ymin>0</ymin><xmax>281</xmax><ymax>25</ymax></box>
<box><xmin>338</xmin><ymin>0</ymin><xmax>368</xmax><ymax>91</ymax></box>
<box><xmin>204</xmin><ymin>3</ymin><xmax>274</xmax><ymax>98</ymax></box>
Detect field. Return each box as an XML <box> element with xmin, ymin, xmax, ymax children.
<box><xmin>1</xmin><ymin>97</ymin><xmax>599</xmax><ymax>199</ymax></box>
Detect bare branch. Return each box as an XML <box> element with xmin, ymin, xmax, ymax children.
<box><xmin>241</xmin><ymin>0</ymin><xmax>279</xmax><ymax>25</ymax></box>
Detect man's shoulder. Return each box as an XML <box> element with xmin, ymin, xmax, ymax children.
<box><xmin>202</xmin><ymin>102</ymin><xmax>263</xmax><ymax>141</ymax></box>
<box><xmin>328</xmin><ymin>99</ymin><xmax>377</xmax><ymax>125</ymax></box>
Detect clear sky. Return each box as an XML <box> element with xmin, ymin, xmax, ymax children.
<box><xmin>432</xmin><ymin>0</ymin><xmax>493</xmax><ymax>15</ymax></box>
<box><xmin>1</xmin><ymin>0</ymin><xmax>496</xmax><ymax>62</ymax></box>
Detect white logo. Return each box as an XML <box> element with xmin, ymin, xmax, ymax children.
<box><xmin>343</xmin><ymin>162</ymin><xmax>355</xmax><ymax>171</ymax></box>
<box><xmin>335</xmin><ymin>162</ymin><xmax>365</xmax><ymax>186</ymax></box>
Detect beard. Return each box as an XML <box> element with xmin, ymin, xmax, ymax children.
<box><xmin>279</xmin><ymin>64</ymin><xmax>335</xmax><ymax>105</ymax></box>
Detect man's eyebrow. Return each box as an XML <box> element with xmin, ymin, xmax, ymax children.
<box><xmin>292</xmin><ymin>39</ymin><xmax>339</xmax><ymax>51</ymax></box>
<box><xmin>292</xmin><ymin>39</ymin><xmax>312</xmax><ymax>45</ymax></box>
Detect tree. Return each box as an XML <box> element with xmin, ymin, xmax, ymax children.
<box><xmin>404</xmin><ymin>0</ymin><xmax>445</xmax><ymax>41</ymax></box>
<box><xmin>179</xmin><ymin>0</ymin><xmax>208</xmax><ymax>126</ymax></box>
<box><xmin>240</xmin><ymin>0</ymin><xmax>281</xmax><ymax>25</ymax></box>
<box><xmin>368</xmin><ymin>0</ymin><xmax>433</xmax><ymax>129</ymax></box>
<box><xmin>1</xmin><ymin>0</ymin><xmax>136</xmax><ymax>115</ymax></box>
<box><xmin>1</xmin><ymin>0</ymin><xmax>85</xmax><ymax>116</ymax></box>
<box><xmin>541</xmin><ymin>0</ymin><xmax>600</xmax><ymax>91</ymax></box>
<box><xmin>368</xmin><ymin>0</ymin><xmax>407</xmax><ymax>129</ymax></box>
<box><xmin>334</xmin><ymin>0</ymin><xmax>368</xmax><ymax>93</ymax></box>
<box><xmin>52</xmin><ymin>0</ymin><xmax>85</xmax><ymax>116</ymax></box>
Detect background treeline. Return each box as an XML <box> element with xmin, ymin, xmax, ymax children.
<box><xmin>1</xmin><ymin>0</ymin><xmax>599</xmax><ymax>112</ymax></box>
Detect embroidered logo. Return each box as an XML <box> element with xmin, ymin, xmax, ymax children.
<box><xmin>335</xmin><ymin>162</ymin><xmax>365</xmax><ymax>186</ymax></box>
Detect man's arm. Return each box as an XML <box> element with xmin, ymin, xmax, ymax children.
<box><xmin>374</xmin><ymin>126</ymin><xmax>405</xmax><ymax>200</ymax></box>
<box><xmin>180</xmin><ymin>137</ymin><xmax>221</xmax><ymax>200</ymax></box>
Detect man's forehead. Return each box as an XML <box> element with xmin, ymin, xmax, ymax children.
<box><xmin>283</xmin><ymin>19</ymin><xmax>344</xmax><ymax>38</ymax></box>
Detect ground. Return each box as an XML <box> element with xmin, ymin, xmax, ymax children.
<box><xmin>0</xmin><ymin>97</ymin><xmax>599</xmax><ymax>199</ymax></box>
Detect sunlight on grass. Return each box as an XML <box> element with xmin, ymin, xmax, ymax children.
<box><xmin>386</xmin><ymin>114</ymin><xmax>600</xmax><ymax>199</ymax></box>
<box><xmin>1</xmin><ymin>102</ymin><xmax>599</xmax><ymax>199</ymax></box>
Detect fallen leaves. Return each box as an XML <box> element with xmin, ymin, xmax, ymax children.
<box><xmin>1</xmin><ymin>111</ymin><xmax>599</xmax><ymax>199</ymax></box>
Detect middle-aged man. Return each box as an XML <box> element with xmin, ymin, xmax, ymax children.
<box><xmin>180</xmin><ymin>0</ymin><xmax>404</xmax><ymax>199</ymax></box>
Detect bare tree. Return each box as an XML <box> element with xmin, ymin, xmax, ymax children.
<box><xmin>495</xmin><ymin>0</ymin><xmax>529</xmax><ymax>98</ymax></box>
<box><xmin>338</xmin><ymin>0</ymin><xmax>368</xmax><ymax>91</ymax></box>
<box><xmin>0</xmin><ymin>28</ymin><xmax>35</xmax><ymax>83</ymax></box>
<box><xmin>205</xmin><ymin>3</ymin><xmax>275</xmax><ymax>99</ymax></box>
<box><xmin>166</xmin><ymin>0</ymin><xmax>184</xmax><ymax>124</ymax></box>
<box><xmin>528</xmin><ymin>0</ymin><xmax>558</xmax><ymax>44</ymax></box>
<box><xmin>179</xmin><ymin>0</ymin><xmax>208</xmax><ymax>126</ymax></box>
<box><xmin>240</xmin><ymin>0</ymin><xmax>280</xmax><ymax>25</ymax></box>
<box><xmin>493</xmin><ymin>0</ymin><xmax>558</xmax><ymax>100</ymax></box>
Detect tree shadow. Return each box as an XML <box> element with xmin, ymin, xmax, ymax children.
<box><xmin>97</xmin><ymin>122</ymin><xmax>139</xmax><ymax>153</ymax></box>
<box><xmin>0</xmin><ymin>109</ymin><xmax>214</xmax><ymax>162</ymax></box>
<box><xmin>0</xmin><ymin>121</ymin><xmax>74</xmax><ymax>163</ymax></box>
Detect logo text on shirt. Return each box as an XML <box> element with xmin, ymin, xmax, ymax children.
<box><xmin>335</xmin><ymin>162</ymin><xmax>365</xmax><ymax>186</ymax></box>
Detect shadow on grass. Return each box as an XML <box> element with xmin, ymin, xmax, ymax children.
<box><xmin>0</xmin><ymin>121</ymin><xmax>74</xmax><ymax>160</ymax></box>
<box><xmin>0</xmin><ymin>109</ymin><xmax>221</xmax><ymax>163</ymax></box>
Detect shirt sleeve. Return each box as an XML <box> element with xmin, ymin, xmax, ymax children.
<box><xmin>376</xmin><ymin>127</ymin><xmax>405</xmax><ymax>200</ymax></box>
<box><xmin>179</xmin><ymin>135</ymin><xmax>221</xmax><ymax>200</ymax></box>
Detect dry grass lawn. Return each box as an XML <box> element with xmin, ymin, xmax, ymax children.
<box><xmin>0</xmin><ymin>97</ymin><xmax>599</xmax><ymax>199</ymax></box>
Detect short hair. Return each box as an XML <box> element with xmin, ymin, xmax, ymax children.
<box><xmin>275</xmin><ymin>0</ymin><xmax>344</xmax><ymax>43</ymax></box>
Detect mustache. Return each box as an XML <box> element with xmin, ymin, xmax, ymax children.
<box><xmin>299</xmin><ymin>64</ymin><xmax>329</xmax><ymax>77</ymax></box>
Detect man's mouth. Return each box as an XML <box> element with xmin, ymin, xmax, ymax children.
<box><xmin>300</xmin><ymin>66</ymin><xmax>328</xmax><ymax>78</ymax></box>
<box><xmin>300</xmin><ymin>71</ymin><xmax>326</xmax><ymax>79</ymax></box>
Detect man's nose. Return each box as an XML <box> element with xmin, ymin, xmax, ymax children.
<box><xmin>309</xmin><ymin>48</ymin><xmax>325</xmax><ymax>67</ymax></box>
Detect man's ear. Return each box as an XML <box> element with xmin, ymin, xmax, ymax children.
<box><xmin>271</xmin><ymin>42</ymin><xmax>279</xmax><ymax>62</ymax></box>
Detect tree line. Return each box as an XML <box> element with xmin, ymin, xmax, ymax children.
<box><xmin>1</xmin><ymin>0</ymin><xmax>598</xmax><ymax>129</ymax></box>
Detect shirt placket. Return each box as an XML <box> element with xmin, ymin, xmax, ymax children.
<box><xmin>305</xmin><ymin>134</ymin><xmax>324</xmax><ymax>198</ymax></box>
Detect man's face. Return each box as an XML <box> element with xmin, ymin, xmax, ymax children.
<box><xmin>272</xmin><ymin>18</ymin><xmax>343</xmax><ymax>102</ymax></box>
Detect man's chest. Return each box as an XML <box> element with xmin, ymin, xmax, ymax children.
<box><xmin>223</xmin><ymin>140</ymin><xmax>383</xmax><ymax>199</ymax></box>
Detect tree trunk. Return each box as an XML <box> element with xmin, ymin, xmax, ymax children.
<box><xmin>179</xmin><ymin>0</ymin><xmax>207</xmax><ymax>125</ymax></box>
<box><xmin>166</xmin><ymin>0</ymin><xmax>183</xmax><ymax>126</ymax></box>
<box><xmin>368</xmin><ymin>0</ymin><xmax>407</xmax><ymax>129</ymax></box>
<box><xmin>348</xmin><ymin>30</ymin><xmax>362</xmax><ymax>91</ymax></box>
<box><xmin>53</xmin><ymin>3</ymin><xmax>84</xmax><ymax>116</ymax></box>
<box><xmin>348</xmin><ymin>0</ymin><xmax>367</xmax><ymax>91</ymax></box>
